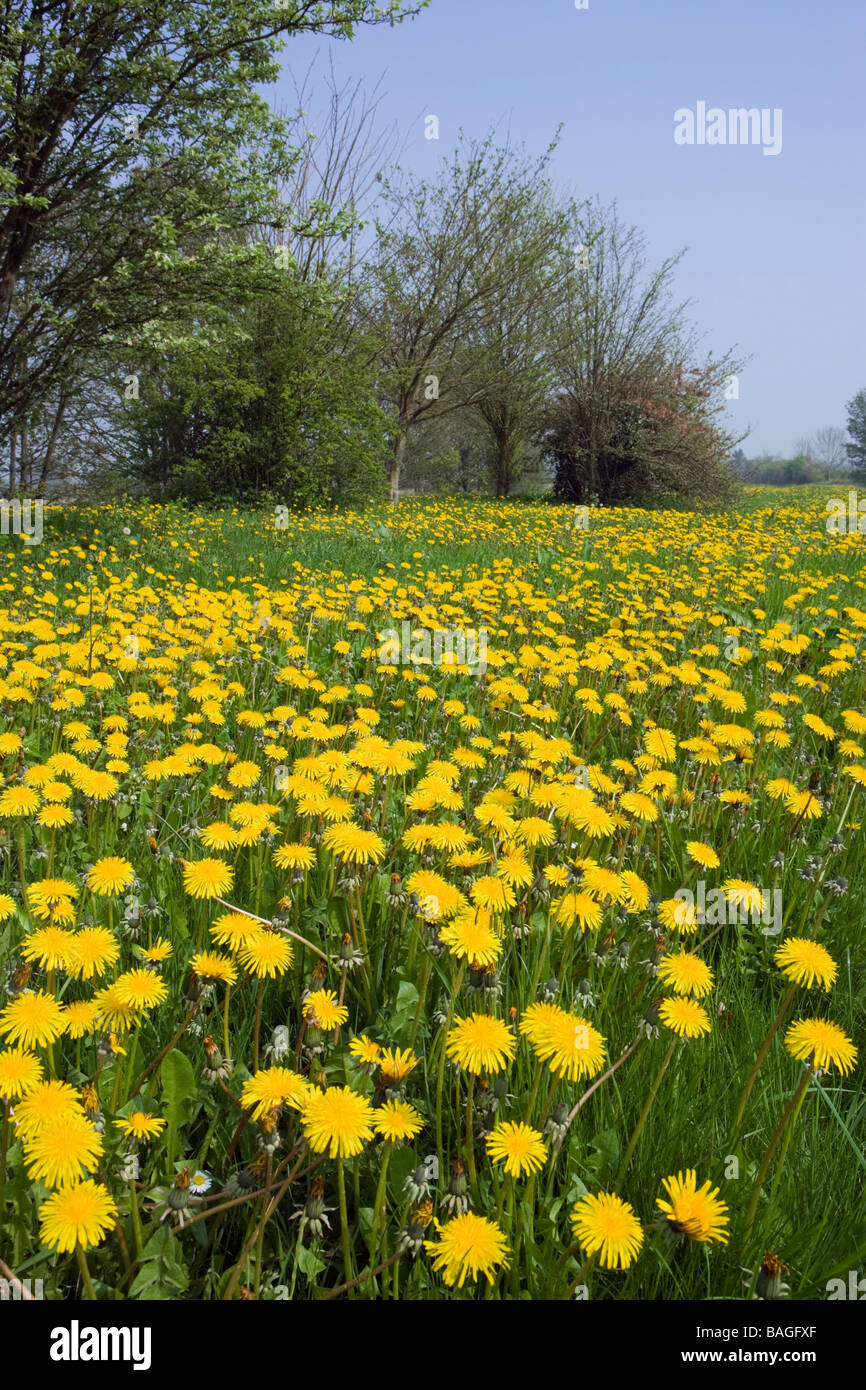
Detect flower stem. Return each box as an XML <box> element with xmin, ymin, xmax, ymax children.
<box><xmin>465</xmin><ymin>1073</ymin><xmax>479</xmax><ymax>1204</ymax></box>
<box><xmin>615</xmin><ymin>1040</ymin><xmax>675</xmax><ymax>1185</ymax></box>
<box><xmin>252</xmin><ymin>977</ymin><xmax>265</xmax><ymax>1072</ymax></box>
<box><xmin>741</xmin><ymin>1068</ymin><xmax>811</xmax><ymax>1252</ymax></box>
<box><xmin>729</xmin><ymin>982</ymin><xmax>797</xmax><ymax>1147</ymax></box>
<box><xmin>336</xmin><ymin>1160</ymin><xmax>355</xmax><ymax>1298</ymax></box>
<box><xmin>76</xmin><ymin>1244</ymin><xmax>97</xmax><ymax>1300</ymax></box>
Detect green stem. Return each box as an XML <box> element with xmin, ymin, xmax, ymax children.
<box><xmin>76</xmin><ymin>1244</ymin><xmax>97</xmax><ymax>1300</ymax></box>
<box><xmin>372</xmin><ymin>1143</ymin><xmax>392</xmax><ymax>1265</ymax></box>
<box><xmin>615</xmin><ymin>1040</ymin><xmax>675</xmax><ymax>1186</ymax></box>
<box><xmin>252</xmin><ymin>977</ymin><xmax>265</xmax><ymax>1072</ymax></box>
<box><xmin>465</xmin><ymin>1073</ymin><xmax>479</xmax><ymax>1204</ymax></box>
<box><xmin>129</xmin><ymin>1176</ymin><xmax>143</xmax><ymax>1260</ymax></box>
<box><xmin>223</xmin><ymin>984</ymin><xmax>232</xmax><ymax>1060</ymax></box>
<box><xmin>729</xmin><ymin>982</ymin><xmax>797</xmax><ymax>1146</ymax></box>
<box><xmin>741</xmin><ymin>1068</ymin><xmax>812</xmax><ymax>1252</ymax></box>
<box><xmin>336</xmin><ymin>1161</ymin><xmax>355</xmax><ymax>1298</ymax></box>
<box><xmin>0</xmin><ymin>1103</ymin><xmax>9</xmax><ymax>1237</ymax></box>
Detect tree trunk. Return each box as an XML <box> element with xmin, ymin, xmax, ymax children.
<box><xmin>390</xmin><ymin>430</ymin><xmax>407</xmax><ymax>504</ymax></box>
<box><xmin>9</xmin><ymin>430</ymin><xmax>16</xmax><ymax>493</ymax></box>
<box><xmin>37</xmin><ymin>390</ymin><xmax>68</xmax><ymax>492</ymax></box>
<box><xmin>20</xmin><ymin>419</ymin><xmax>29</xmax><ymax>491</ymax></box>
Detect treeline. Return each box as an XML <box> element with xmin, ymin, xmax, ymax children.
<box><xmin>729</xmin><ymin>397</ymin><xmax>866</xmax><ymax>486</ymax></box>
<box><xmin>2</xmin><ymin>0</ymin><xmax>744</xmax><ymax>509</ymax></box>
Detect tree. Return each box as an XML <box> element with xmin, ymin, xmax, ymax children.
<box><xmin>454</xmin><ymin>145</ymin><xmax>573</xmax><ymax>496</ymax></box>
<box><xmin>845</xmin><ymin>391</ymin><xmax>866</xmax><ymax>472</ymax></box>
<box><xmin>365</xmin><ymin>131</ymin><xmax>564</xmax><ymax>499</ymax></box>
<box><xmin>121</xmin><ymin>255</ymin><xmax>390</xmax><ymax>506</ymax></box>
<box><xmin>544</xmin><ymin>200</ymin><xmax>743</xmax><ymax>505</ymax></box>
<box><xmin>0</xmin><ymin>0</ymin><xmax>428</xmax><ymax>448</ymax></box>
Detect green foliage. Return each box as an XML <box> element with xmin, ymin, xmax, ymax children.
<box><xmin>124</xmin><ymin>266</ymin><xmax>390</xmax><ymax>506</ymax></box>
<box><xmin>845</xmin><ymin>388</ymin><xmax>866</xmax><ymax>471</ymax></box>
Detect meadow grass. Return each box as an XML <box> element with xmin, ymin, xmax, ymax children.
<box><xmin>0</xmin><ymin>486</ymin><xmax>863</xmax><ymax>1300</ymax></box>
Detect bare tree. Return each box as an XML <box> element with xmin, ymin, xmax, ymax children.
<box><xmin>256</xmin><ymin>58</ymin><xmax>402</xmax><ymax>286</ymax></box>
<box><xmin>813</xmin><ymin>425</ymin><xmax>848</xmax><ymax>475</ymax></box>
<box><xmin>366</xmin><ymin>130</ymin><xmax>572</xmax><ymax>499</ymax></box>
<box><xmin>546</xmin><ymin>199</ymin><xmax>746</xmax><ymax>503</ymax></box>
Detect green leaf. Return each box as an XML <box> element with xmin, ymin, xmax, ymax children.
<box><xmin>296</xmin><ymin>1243</ymin><xmax>327</xmax><ymax>1279</ymax></box>
<box><xmin>128</xmin><ymin>1225</ymin><xmax>189</xmax><ymax>1300</ymax></box>
<box><xmin>586</xmin><ymin>1129</ymin><xmax>620</xmax><ymax>1183</ymax></box>
<box><xmin>161</xmin><ymin>1049</ymin><xmax>197</xmax><ymax>1130</ymax></box>
<box><xmin>391</xmin><ymin>979</ymin><xmax>420</xmax><ymax>1038</ymax></box>
<box><xmin>161</xmin><ymin>1048</ymin><xmax>198</xmax><ymax>1168</ymax></box>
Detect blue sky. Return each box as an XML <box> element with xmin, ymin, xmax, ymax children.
<box><xmin>272</xmin><ymin>0</ymin><xmax>865</xmax><ymax>456</ymax></box>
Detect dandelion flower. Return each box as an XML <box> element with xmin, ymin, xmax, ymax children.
<box><xmin>373</xmin><ymin>1099</ymin><xmax>424</xmax><ymax>1144</ymax></box>
<box><xmin>657</xmin><ymin>1169</ymin><xmax>729</xmax><ymax>1244</ymax></box>
<box><xmin>63</xmin><ymin>1001</ymin><xmax>100</xmax><ymax>1039</ymax></box>
<box><xmin>241</xmin><ymin>1067</ymin><xmax>309</xmax><ymax>1121</ymax></box>
<box><xmin>12</xmin><ymin>1079</ymin><xmax>83</xmax><ymax>1139</ymax></box>
<box><xmin>210</xmin><ymin>911</ymin><xmax>263</xmax><ymax>951</ymax></box>
<box><xmin>20</xmin><ymin>926</ymin><xmax>76</xmax><ymax>972</ymax></box>
<box><xmin>85</xmin><ymin>856</ymin><xmax>135</xmax><ymax>896</ymax></box>
<box><xmin>570</xmin><ymin>1192</ymin><xmax>644</xmax><ymax>1269</ymax></box>
<box><xmin>686</xmin><ymin>841</ymin><xmax>720</xmax><ymax>869</ymax></box>
<box><xmin>67</xmin><ymin>927</ymin><xmax>120</xmax><ymax>981</ymax></box>
<box><xmin>378</xmin><ymin>1046</ymin><xmax>419</xmax><ymax>1085</ymax></box>
<box><xmin>273</xmin><ymin>842</ymin><xmax>317</xmax><ymax>871</ymax></box>
<box><xmin>0</xmin><ymin>991</ymin><xmax>66</xmax><ymax>1049</ymax></box>
<box><xmin>774</xmin><ymin>939</ymin><xmax>837</xmax><ymax>991</ymax></box>
<box><xmin>485</xmin><ymin>1121</ymin><xmax>547</xmax><ymax>1178</ymax></box>
<box><xmin>0</xmin><ymin>1047</ymin><xmax>43</xmax><ymax>1100</ymax></box>
<box><xmin>302</xmin><ymin>989</ymin><xmax>348</xmax><ymax>1030</ymax></box>
<box><xmin>439</xmin><ymin>909</ymin><xmax>502</xmax><ymax>967</ymax></box>
<box><xmin>348</xmin><ymin>1035</ymin><xmax>383</xmax><ymax>1069</ymax></box>
<box><xmin>24</xmin><ymin>1111</ymin><xmax>103</xmax><ymax>1188</ymax></box>
<box><xmin>658</xmin><ymin>996</ymin><xmax>712</xmax><ymax>1039</ymax></box>
<box><xmin>39</xmin><ymin>1179</ymin><xmax>117</xmax><ymax>1252</ymax></box>
<box><xmin>657</xmin><ymin>952</ymin><xmax>714</xmax><ymax>999</ymax></box>
<box><xmin>301</xmin><ymin>1085</ymin><xmax>376</xmax><ymax>1158</ymax></box>
<box><xmin>0</xmin><ymin>786</ymin><xmax>40</xmax><ymax>817</ymax></box>
<box><xmin>190</xmin><ymin>952</ymin><xmax>237</xmax><ymax>986</ymax></box>
<box><xmin>445</xmin><ymin>1014</ymin><xmax>516</xmax><ymax>1075</ymax></box>
<box><xmin>114</xmin><ymin>968</ymin><xmax>168</xmax><ymax>1011</ymax></box>
<box><xmin>553</xmin><ymin>890</ymin><xmax>604</xmax><ymax>934</ymax></box>
<box><xmin>424</xmin><ymin>1212</ymin><xmax>510</xmax><ymax>1287</ymax></box>
<box><xmin>182</xmin><ymin>857</ymin><xmax>234</xmax><ymax>900</ymax></box>
<box><xmin>784</xmin><ymin>1018</ymin><xmax>857</xmax><ymax>1075</ymax></box>
<box><xmin>240</xmin><ymin>931</ymin><xmax>293</xmax><ymax>979</ymax></box>
<box><xmin>321</xmin><ymin>824</ymin><xmax>386</xmax><ymax>865</ymax></box>
<box><xmin>526</xmin><ymin>1009</ymin><xmax>607</xmax><ymax>1082</ymax></box>
<box><xmin>114</xmin><ymin>1111</ymin><xmax>167</xmax><ymax>1141</ymax></box>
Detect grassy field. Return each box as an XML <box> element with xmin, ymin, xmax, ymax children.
<box><xmin>0</xmin><ymin>487</ymin><xmax>864</xmax><ymax>1301</ymax></box>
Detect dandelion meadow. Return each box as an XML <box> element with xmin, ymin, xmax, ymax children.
<box><xmin>0</xmin><ymin>492</ymin><xmax>863</xmax><ymax>1301</ymax></box>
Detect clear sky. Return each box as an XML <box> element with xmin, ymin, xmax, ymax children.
<box><xmin>272</xmin><ymin>0</ymin><xmax>865</xmax><ymax>456</ymax></box>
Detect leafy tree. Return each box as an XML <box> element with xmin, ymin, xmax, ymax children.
<box><xmin>0</xmin><ymin>0</ymin><xmax>428</xmax><ymax>443</ymax></box>
<box><xmin>845</xmin><ymin>389</ymin><xmax>866</xmax><ymax>471</ymax></box>
<box><xmin>123</xmin><ymin>263</ymin><xmax>389</xmax><ymax>506</ymax></box>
